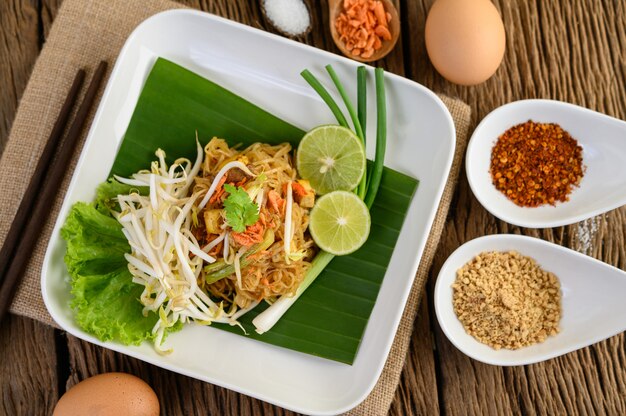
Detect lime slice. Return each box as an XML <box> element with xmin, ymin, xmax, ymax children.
<box><xmin>296</xmin><ymin>125</ymin><xmax>366</xmax><ymax>195</ymax></box>
<box><xmin>309</xmin><ymin>191</ymin><xmax>371</xmax><ymax>255</ymax></box>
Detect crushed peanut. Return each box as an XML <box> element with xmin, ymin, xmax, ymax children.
<box><xmin>452</xmin><ymin>251</ymin><xmax>562</xmax><ymax>350</ymax></box>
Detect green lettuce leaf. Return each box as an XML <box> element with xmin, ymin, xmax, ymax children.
<box><xmin>95</xmin><ymin>178</ymin><xmax>148</xmax><ymax>214</ymax></box>
<box><xmin>61</xmin><ymin>200</ymin><xmax>181</xmax><ymax>345</ymax></box>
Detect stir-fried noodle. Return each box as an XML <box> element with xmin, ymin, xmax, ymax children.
<box><xmin>114</xmin><ymin>137</ymin><xmax>316</xmax><ymax>352</ymax></box>
<box><xmin>194</xmin><ymin>138</ymin><xmax>316</xmax><ymax>308</ymax></box>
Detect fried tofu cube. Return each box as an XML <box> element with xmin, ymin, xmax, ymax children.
<box><xmin>204</xmin><ymin>209</ymin><xmax>224</xmax><ymax>234</ymax></box>
<box><xmin>296</xmin><ymin>179</ymin><xmax>315</xmax><ymax>208</ymax></box>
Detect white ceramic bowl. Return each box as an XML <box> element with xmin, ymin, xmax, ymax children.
<box><xmin>434</xmin><ymin>234</ymin><xmax>626</xmax><ymax>366</ymax></box>
<box><xmin>466</xmin><ymin>99</ymin><xmax>626</xmax><ymax>228</ymax></box>
<box><xmin>40</xmin><ymin>9</ymin><xmax>456</xmax><ymax>415</ymax></box>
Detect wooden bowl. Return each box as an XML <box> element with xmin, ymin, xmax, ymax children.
<box><xmin>259</xmin><ymin>0</ymin><xmax>312</xmax><ymax>38</ymax></box>
<box><xmin>329</xmin><ymin>0</ymin><xmax>400</xmax><ymax>62</ymax></box>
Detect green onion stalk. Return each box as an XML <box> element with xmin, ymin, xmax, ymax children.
<box><xmin>252</xmin><ymin>65</ymin><xmax>387</xmax><ymax>334</ymax></box>
<box><xmin>364</xmin><ymin>68</ymin><xmax>386</xmax><ymax>209</ymax></box>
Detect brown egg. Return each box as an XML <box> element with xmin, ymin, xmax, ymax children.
<box><xmin>425</xmin><ymin>0</ymin><xmax>506</xmax><ymax>86</ymax></box>
<box><xmin>53</xmin><ymin>372</ymin><xmax>159</xmax><ymax>416</ymax></box>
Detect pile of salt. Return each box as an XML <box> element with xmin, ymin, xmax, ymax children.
<box><xmin>263</xmin><ymin>0</ymin><xmax>311</xmax><ymax>36</ymax></box>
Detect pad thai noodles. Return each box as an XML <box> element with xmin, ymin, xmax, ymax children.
<box><xmin>113</xmin><ymin>137</ymin><xmax>317</xmax><ymax>353</ymax></box>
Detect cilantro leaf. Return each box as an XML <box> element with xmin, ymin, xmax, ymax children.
<box><xmin>223</xmin><ymin>184</ymin><xmax>259</xmax><ymax>232</ymax></box>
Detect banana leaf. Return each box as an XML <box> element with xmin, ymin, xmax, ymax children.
<box><xmin>111</xmin><ymin>58</ymin><xmax>418</xmax><ymax>364</ymax></box>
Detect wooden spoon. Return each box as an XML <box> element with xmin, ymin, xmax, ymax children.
<box><xmin>328</xmin><ymin>0</ymin><xmax>400</xmax><ymax>62</ymax></box>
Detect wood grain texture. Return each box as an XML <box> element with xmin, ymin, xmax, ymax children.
<box><xmin>404</xmin><ymin>0</ymin><xmax>626</xmax><ymax>415</ymax></box>
<box><xmin>0</xmin><ymin>0</ymin><xmax>40</xmax><ymax>155</ymax></box>
<box><xmin>0</xmin><ymin>2</ymin><xmax>60</xmax><ymax>415</ymax></box>
<box><xmin>0</xmin><ymin>0</ymin><xmax>625</xmax><ymax>415</ymax></box>
<box><xmin>0</xmin><ymin>316</ymin><xmax>58</xmax><ymax>415</ymax></box>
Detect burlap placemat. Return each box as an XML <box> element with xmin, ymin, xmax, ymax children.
<box><xmin>0</xmin><ymin>0</ymin><xmax>470</xmax><ymax>413</ymax></box>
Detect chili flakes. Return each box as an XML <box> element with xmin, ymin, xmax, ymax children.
<box><xmin>490</xmin><ymin>120</ymin><xmax>584</xmax><ymax>207</ymax></box>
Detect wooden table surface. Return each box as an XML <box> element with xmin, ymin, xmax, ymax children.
<box><xmin>1</xmin><ymin>0</ymin><xmax>625</xmax><ymax>414</ymax></box>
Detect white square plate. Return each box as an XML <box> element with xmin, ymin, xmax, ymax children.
<box><xmin>42</xmin><ymin>10</ymin><xmax>455</xmax><ymax>415</ymax></box>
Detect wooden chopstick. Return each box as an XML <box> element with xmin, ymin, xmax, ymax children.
<box><xmin>0</xmin><ymin>61</ymin><xmax>108</xmax><ymax>323</ymax></box>
<box><xmin>0</xmin><ymin>69</ymin><xmax>85</xmax><ymax>282</ymax></box>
